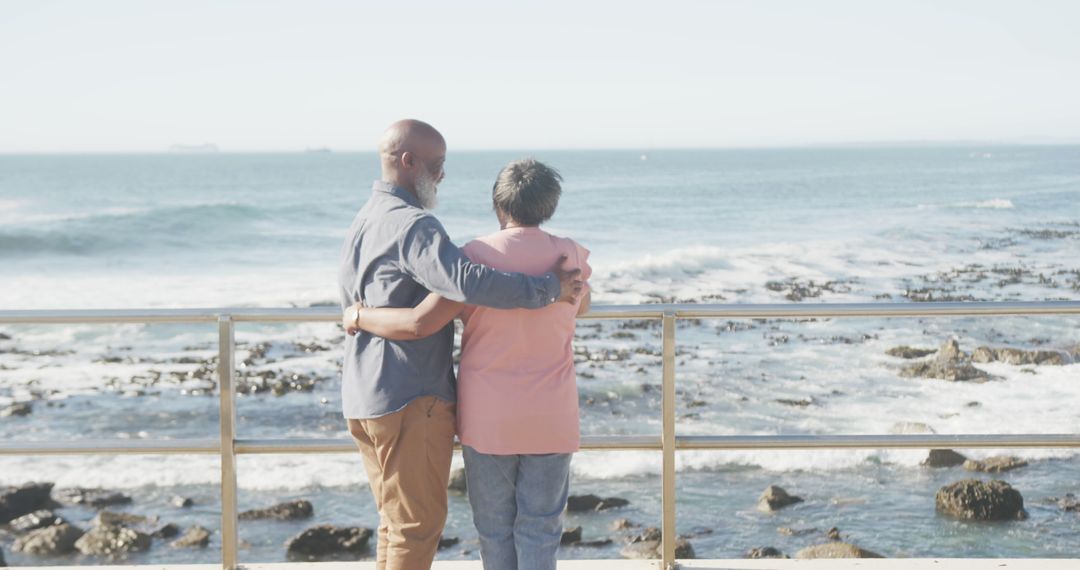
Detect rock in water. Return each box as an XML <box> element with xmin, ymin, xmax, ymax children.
<box><xmin>796</xmin><ymin>542</ymin><xmax>884</xmax><ymax>558</ymax></box>
<box><xmin>55</xmin><ymin>488</ymin><xmax>132</xmax><ymax>508</ymax></box>
<box><xmin>923</xmin><ymin>449</ymin><xmax>968</xmax><ymax>468</ymax></box>
<box><xmin>757</xmin><ymin>485</ymin><xmax>804</xmax><ymax>512</ymax></box>
<box><xmin>75</xmin><ymin>524</ymin><xmax>151</xmax><ymax>555</ymax></box>
<box><xmin>91</xmin><ymin>511</ymin><xmax>157</xmax><ymax>528</ymax></box>
<box><xmin>597</xmin><ymin>497</ymin><xmax>630</xmax><ymax>510</ymax></box>
<box><xmin>561</xmin><ymin>526</ymin><xmax>582</xmax><ymax>545</ymax></box>
<box><xmin>238</xmin><ymin>500</ymin><xmax>313</xmax><ymax>520</ymax></box>
<box><xmin>0</xmin><ymin>483</ymin><xmax>55</xmax><ymax>524</ymax></box>
<box><xmin>935</xmin><ymin>479</ymin><xmax>1026</xmax><ymax>521</ymax></box>
<box><xmin>171</xmin><ymin>526</ymin><xmax>211</xmax><ymax>548</ymax></box>
<box><xmin>171</xmin><ymin>496</ymin><xmax>194</xmax><ymax>508</ymax></box>
<box><xmin>10</xmin><ymin>510</ymin><xmax>64</xmax><ymax>532</ymax></box>
<box><xmin>153</xmin><ymin>523</ymin><xmax>181</xmax><ymax>539</ymax></box>
<box><xmin>566</xmin><ymin>494</ymin><xmax>630</xmax><ymax>512</ymax></box>
<box><xmin>619</xmin><ymin>527</ymin><xmax>694</xmax><ymax>559</ymax></box>
<box><xmin>885</xmin><ymin>346</ymin><xmax>937</xmax><ymax>359</ymax></box>
<box><xmin>746</xmin><ymin>546</ymin><xmax>788</xmax><ymax>558</ymax></box>
<box><xmin>447</xmin><ymin>468</ymin><xmax>467</xmax><ymax>495</ymax></box>
<box><xmin>285</xmin><ymin>525</ymin><xmax>373</xmax><ymax>561</ymax></box>
<box><xmin>0</xmin><ymin>403</ymin><xmax>32</xmax><ymax>417</ymax></box>
<box><xmin>900</xmin><ymin>339</ymin><xmax>990</xmax><ymax>382</ymax></box>
<box><xmin>963</xmin><ymin>456</ymin><xmax>1028</xmax><ymax>473</ymax></box>
<box><xmin>437</xmin><ymin>536</ymin><xmax>459</xmax><ymax>550</ymax></box>
<box><xmin>12</xmin><ymin>524</ymin><xmax>85</xmax><ymax>556</ymax></box>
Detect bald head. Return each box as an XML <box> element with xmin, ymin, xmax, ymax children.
<box><xmin>377</xmin><ymin>119</ymin><xmax>446</xmax><ymax>206</ymax></box>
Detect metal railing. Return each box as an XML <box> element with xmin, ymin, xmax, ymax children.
<box><xmin>2</xmin><ymin>301</ymin><xmax>1080</xmax><ymax>570</ymax></box>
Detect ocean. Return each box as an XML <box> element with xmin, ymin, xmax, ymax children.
<box><xmin>1</xmin><ymin>147</ymin><xmax>1079</xmax><ymax>563</ymax></box>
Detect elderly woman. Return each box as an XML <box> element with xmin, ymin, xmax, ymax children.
<box><xmin>343</xmin><ymin>158</ymin><xmax>590</xmax><ymax>570</ymax></box>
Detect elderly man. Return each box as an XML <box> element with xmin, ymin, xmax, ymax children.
<box><xmin>338</xmin><ymin>119</ymin><xmax>582</xmax><ymax>570</ymax></box>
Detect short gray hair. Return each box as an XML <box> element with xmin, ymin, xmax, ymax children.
<box><xmin>492</xmin><ymin>158</ymin><xmax>562</xmax><ymax>226</ymax></box>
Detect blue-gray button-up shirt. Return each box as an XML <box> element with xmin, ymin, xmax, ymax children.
<box><xmin>338</xmin><ymin>181</ymin><xmax>562</xmax><ymax>419</ymax></box>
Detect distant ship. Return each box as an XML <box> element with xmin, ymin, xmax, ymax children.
<box><xmin>169</xmin><ymin>143</ymin><xmax>219</xmax><ymax>153</ymax></box>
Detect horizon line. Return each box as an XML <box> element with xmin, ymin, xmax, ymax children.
<box><xmin>4</xmin><ymin>138</ymin><xmax>1080</xmax><ymax>155</ymax></box>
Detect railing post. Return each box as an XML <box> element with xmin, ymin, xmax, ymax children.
<box><xmin>217</xmin><ymin>316</ymin><xmax>239</xmax><ymax>570</ymax></box>
<box><xmin>661</xmin><ymin>311</ymin><xmax>677</xmax><ymax>570</ymax></box>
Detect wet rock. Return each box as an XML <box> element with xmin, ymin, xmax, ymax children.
<box><xmin>900</xmin><ymin>339</ymin><xmax>990</xmax><ymax>382</ymax></box>
<box><xmin>75</xmin><ymin>524</ymin><xmax>151</xmax><ymax>555</ymax></box>
<box><xmin>597</xmin><ymin>497</ymin><xmax>630</xmax><ymax>510</ymax></box>
<box><xmin>578</xmin><ymin>538</ymin><xmax>614</xmax><ymax>547</ymax></box>
<box><xmin>437</xmin><ymin>536</ymin><xmax>459</xmax><ymax>550</ymax></box>
<box><xmin>777</xmin><ymin>526</ymin><xmax>817</xmax><ymax>536</ymax></box>
<box><xmin>963</xmin><ymin>456</ymin><xmax>1028</xmax><ymax>473</ymax></box>
<box><xmin>566</xmin><ymin>494</ymin><xmax>629</xmax><ymax>512</ymax></box>
<box><xmin>560</xmin><ymin>526</ymin><xmax>582</xmax><ymax>545</ymax></box>
<box><xmin>796</xmin><ymin>542</ymin><xmax>884</xmax><ymax>558</ymax></box>
<box><xmin>936</xmin><ymin>479</ymin><xmax>1026</xmax><ymax>521</ymax></box>
<box><xmin>774</xmin><ymin>398</ymin><xmax>814</xmax><ymax>407</ymax></box>
<box><xmin>171</xmin><ymin>525</ymin><xmax>210</xmax><ymax>548</ymax></box>
<box><xmin>448</xmin><ymin>468</ymin><xmax>467</xmax><ymax>495</ymax></box>
<box><xmin>971</xmin><ymin>347</ymin><xmax>1067</xmax><ymax>365</ymax></box>
<box><xmin>746</xmin><ymin>546</ymin><xmax>788</xmax><ymax>559</ymax></box>
<box><xmin>285</xmin><ymin>525</ymin><xmax>373</xmax><ymax>561</ymax></box>
<box><xmin>171</xmin><ymin>496</ymin><xmax>194</xmax><ymax>508</ymax></box>
<box><xmin>922</xmin><ymin>449</ymin><xmax>968</xmax><ymax>468</ymax></box>
<box><xmin>0</xmin><ymin>482</ymin><xmax>55</xmax><ymax>523</ymax></box>
<box><xmin>238</xmin><ymin>500</ymin><xmax>313</xmax><ymax>520</ymax></box>
<box><xmin>611</xmin><ymin>518</ymin><xmax>638</xmax><ymax>531</ymax></box>
<box><xmin>1050</xmin><ymin>494</ymin><xmax>1080</xmax><ymax>512</ymax></box>
<box><xmin>153</xmin><ymin>523</ymin><xmax>180</xmax><ymax>539</ymax></box>
<box><xmin>620</xmin><ymin>527</ymin><xmax>694</xmax><ymax>559</ymax></box>
<box><xmin>765</xmin><ymin>278</ymin><xmax>853</xmax><ymax>302</ymax></box>
<box><xmin>826</xmin><ymin>527</ymin><xmax>841</xmax><ymax>540</ymax></box>
<box><xmin>10</xmin><ymin>509</ymin><xmax>64</xmax><ymax>532</ymax></box>
<box><xmin>886</xmin><ymin>346</ymin><xmax>937</xmax><ymax>359</ymax></box>
<box><xmin>92</xmin><ymin>511</ymin><xmax>156</xmax><ymax>528</ymax></box>
<box><xmin>0</xmin><ymin>403</ymin><xmax>32</xmax><ymax>417</ymax></box>
<box><xmin>757</xmin><ymin>485</ymin><xmax>803</xmax><ymax>512</ymax></box>
<box><xmin>12</xmin><ymin>523</ymin><xmax>84</xmax><ymax>555</ymax></box>
<box><xmin>56</xmin><ymin>488</ymin><xmax>132</xmax><ymax>508</ymax></box>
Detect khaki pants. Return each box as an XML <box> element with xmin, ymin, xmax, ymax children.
<box><xmin>348</xmin><ymin>396</ymin><xmax>456</xmax><ymax>570</ymax></box>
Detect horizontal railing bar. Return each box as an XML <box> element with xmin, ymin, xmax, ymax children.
<box><xmin>0</xmin><ymin>438</ymin><xmax>220</xmax><ymax>456</ymax></box>
<box><xmin>677</xmin><ymin>434</ymin><xmax>1080</xmax><ymax>450</ymax></box>
<box><xmin>7</xmin><ymin>434</ymin><xmax>1080</xmax><ymax>457</ymax></box>
<box><xmin>236</xmin><ymin>435</ymin><xmax>663</xmax><ymax>454</ymax></box>
<box><xmin>2</xmin><ymin>301</ymin><xmax>1080</xmax><ymax>325</ymax></box>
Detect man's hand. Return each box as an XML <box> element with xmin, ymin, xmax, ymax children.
<box><xmin>551</xmin><ymin>254</ymin><xmax>584</xmax><ymax>304</ymax></box>
<box><xmin>342</xmin><ymin>302</ymin><xmax>362</xmax><ymax>336</ymax></box>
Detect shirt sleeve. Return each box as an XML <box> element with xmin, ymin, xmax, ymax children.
<box><xmin>397</xmin><ymin>216</ymin><xmax>561</xmax><ymax>309</ymax></box>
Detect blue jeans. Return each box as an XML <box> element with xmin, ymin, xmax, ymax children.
<box><xmin>462</xmin><ymin>445</ymin><xmax>572</xmax><ymax>570</ymax></box>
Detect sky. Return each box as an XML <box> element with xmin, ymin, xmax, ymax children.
<box><xmin>1</xmin><ymin>0</ymin><xmax>1079</xmax><ymax>152</ymax></box>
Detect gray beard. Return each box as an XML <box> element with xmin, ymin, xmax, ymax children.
<box><xmin>416</xmin><ymin>173</ymin><xmax>438</xmax><ymax>209</ymax></box>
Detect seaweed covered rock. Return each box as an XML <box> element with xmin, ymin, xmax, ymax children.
<box><xmin>0</xmin><ymin>483</ymin><xmax>55</xmax><ymax>524</ymax></box>
<box><xmin>238</xmin><ymin>500</ymin><xmax>313</xmax><ymax>521</ymax></box>
<box><xmin>74</xmin><ymin>524</ymin><xmax>151</xmax><ymax>556</ymax></box>
<box><xmin>935</xmin><ymin>479</ymin><xmax>1026</xmax><ymax>521</ymax></box>
<box><xmin>285</xmin><ymin>525</ymin><xmax>373</xmax><ymax>561</ymax></box>
<box><xmin>796</xmin><ymin>542</ymin><xmax>884</xmax><ymax>558</ymax></box>
<box><xmin>12</xmin><ymin>524</ymin><xmax>85</xmax><ymax>556</ymax></box>
<box><xmin>757</xmin><ymin>485</ymin><xmax>803</xmax><ymax>512</ymax></box>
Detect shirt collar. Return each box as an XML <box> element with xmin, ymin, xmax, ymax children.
<box><xmin>372</xmin><ymin>180</ymin><xmax>421</xmax><ymax>208</ymax></box>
